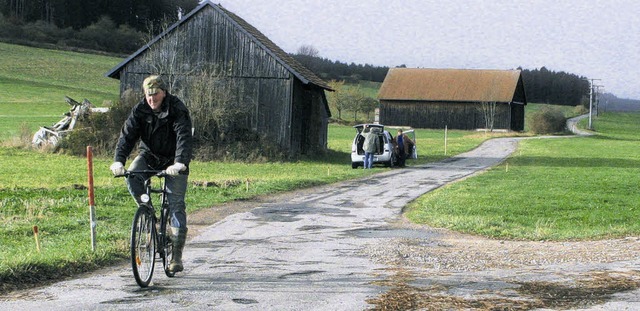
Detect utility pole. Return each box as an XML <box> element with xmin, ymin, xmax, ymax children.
<box><xmin>586</xmin><ymin>78</ymin><xmax>601</xmax><ymax>130</ymax></box>
<box><xmin>594</xmin><ymin>85</ymin><xmax>604</xmax><ymax>116</ymax></box>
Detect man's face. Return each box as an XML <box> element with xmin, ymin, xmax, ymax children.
<box><xmin>145</xmin><ymin>89</ymin><xmax>166</xmax><ymax>112</ymax></box>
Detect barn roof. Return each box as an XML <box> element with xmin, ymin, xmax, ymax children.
<box><xmin>105</xmin><ymin>1</ymin><xmax>331</xmax><ymax>91</ymax></box>
<box><xmin>378</xmin><ymin>68</ymin><xmax>525</xmax><ymax>103</ymax></box>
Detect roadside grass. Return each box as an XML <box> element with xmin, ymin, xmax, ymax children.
<box><xmin>406</xmin><ymin>112</ymin><xmax>640</xmax><ymax>241</ymax></box>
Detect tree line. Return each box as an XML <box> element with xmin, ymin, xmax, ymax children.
<box><xmin>0</xmin><ymin>0</ymin><xmax>198</xmax><ymax>54</ymax></box>
<box><xmin>292</xmin><ymin>54</ymin><xmax>390</xmax><ymax>83</ymax></box>
<box><xmin>519</xmin><ymin>67</ymin><xmax>590</xmax><ymax>106</ymax></box>
<box><xmin>1</xmin><ymin>0</ymin><xmax>198</xmax><ymax>32</ymax></box>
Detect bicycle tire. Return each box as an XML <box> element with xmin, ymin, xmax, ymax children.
<box><xmin>161</xmin><ymin>207</ymin><xmax>175</xmax><ymax>277</ymax></box>
<box><xmin>131</xmin><ymin>206</ymin><xmax>156</xmax><ymax>287</ymax></box>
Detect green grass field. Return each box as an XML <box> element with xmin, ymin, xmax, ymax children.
<box><xmin>0</xmin><ymin>42</ymin><xmax>121</xmax><ymax>139</ymax></box>
<box><xmin>406</xmin><ymin>112</ymin><xmax>640</xmax><ymax>240</ymax></box>
<box><xmin>0</xmin><ymin>41</ymin><xmax>630</xmax><ymax>292</ymax></box>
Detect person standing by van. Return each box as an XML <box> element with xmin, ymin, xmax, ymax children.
<box><xmin>396</xmin><ymin>128</ymin><xmax>414</xmax><ymax>167</ymax></box>
<box><xmin>362</xmin><ymin>125</ymin><xmax>379</xmax><ymax>169</ymax></box>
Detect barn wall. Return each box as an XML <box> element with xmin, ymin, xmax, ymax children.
<box><xmin>510</xmin><ymin>103</ymin><xmax>525</xmax><ymax>131</ymax></box>
<box><xmin>290</xmin><ymin>82</ymin><xmax>329</xmax><ymax>154</ymax></box>
<box><xmin>116</xmin><ymin>5</ymin><xmax>308</xmax><ymax>152</ymax></box>
<box><xmin>380</xmin><ymin>101</ymin><xmax>513</xmax><ymax>130</ymax></box>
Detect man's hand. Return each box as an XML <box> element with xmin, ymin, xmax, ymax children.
<box><xmin>165</xmin><ymin>162</ymin><xmax>186</xmax><ymax>176</ymax></box>
<box><xmin>110</xmin><ymin>162</ymin><xmax>125</xmax><ymax>176</ymax></box>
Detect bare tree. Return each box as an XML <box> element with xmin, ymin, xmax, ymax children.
<box><xmin>479</xmin><ymin>101</ymin><xmax>497</xmax><ymax>132</ymax></box>
<box><xmin>327</xmin><ymin>80</ymin><xmax>347</xmax><ymax>119</ymax></box>
<box><xmin>345</xmin><ymin>86</ymin><xmax>365</xmax><ymax>121</ymax></box>
<box><xmin>187</xmin><ymin>66</ymin><xmax>249</xmax><ymax>147</ymax></box>
<box><xmin>360</xmin><ymin>97</ymin><xmax>379</xmax><ymax>121</ymax></box>
<box><xmin>142</xmin><ymin>20</ymin><xmax>190</xmax><ymax>95</ymax></box>
<box><xmin>296</xmin><ymin>44</ymin><xmax>319</xmax><ymax>57</ymax></box>
<box><xmin>139</xmin><ymin>21</ymin><xmax>255</xmax><ymax>158</ymax></box>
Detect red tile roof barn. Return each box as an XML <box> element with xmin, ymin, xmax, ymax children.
<box><xmin>378</xmin><ymin>68</ymin><xmax>524</xmax><ymax>103</ymax></box>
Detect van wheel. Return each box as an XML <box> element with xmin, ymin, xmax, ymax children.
<box><xmin>352</xmin><ymin>162</ymin><xmax>359</xmax><ymax>169</ymax></box>
<box><xmin>387</xmin><ymin>153</ymin><xmax>396</xmax><ymax>167</ymax></box>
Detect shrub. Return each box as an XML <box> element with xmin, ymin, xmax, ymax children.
<box><xmin>573</xmin><ymin>104</ymin><xmax>588</xmax><ymax>116</ymax></box>
<box><xmin>530</xmin><ymin>106</ymin><xmax>567</xmax><ymax>134</ymax></box>
<box><xmin>22</xmin><ymin>21</ymin><xmax>62</xmax><ymax>44</ymax></box>
<box><xmin>59</xmin><ymin>90</ymin><xmax>137</xmax><ymax>157</ymax></box>
<box><xmin>59</xmin><ymin>86</ymin><xmax>285</xmax><ymax>162</ymax></box>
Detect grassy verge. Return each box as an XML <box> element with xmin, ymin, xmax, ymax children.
<box><xmin>406</xmin><ymin>112</ymin><xmax>640</xmax><ymax>240</ymax></box>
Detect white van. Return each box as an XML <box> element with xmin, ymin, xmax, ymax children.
<box><xmin>350</xmin><ymin>124</ymin><xmax>416</xmax><ymax>168</ymax></box>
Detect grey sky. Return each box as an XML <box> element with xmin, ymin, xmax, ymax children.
<box><xmin>218</xmin><ymin>0</ymin><xmax>640</xmax><ymax>99</ymax></box>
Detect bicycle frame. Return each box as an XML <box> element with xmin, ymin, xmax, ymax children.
<box><xmin>117</xmin><ymin>170</ymin><xmax>175</xmax><ymax>287</ymax></box>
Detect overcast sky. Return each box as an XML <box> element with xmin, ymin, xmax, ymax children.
<box><xmin>217</xmin><ymin>0</ymin><xmax>640</xmax><ymax>99</ymax></box>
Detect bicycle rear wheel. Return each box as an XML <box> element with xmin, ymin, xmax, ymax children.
<box><xmin>161</xmin><ymin>207</ymin><xmax>175</xmax><ymax>277</ymax></box>
<box><xmin>131</xmin><ymin>206</ymin><xmax>156</xmax><ymax>287</ymax></box>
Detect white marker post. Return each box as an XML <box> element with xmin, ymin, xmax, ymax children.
<box><xmin>444</xmin><ymin>125</ymin><xmax>448</xmax><ymax>155</ymax></box>
<box><xmin>87</xmin><ymin>146</ymin><xmax>97</xmax><ymax>251</ymax></box>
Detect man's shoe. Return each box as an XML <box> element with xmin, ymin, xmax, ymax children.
<box><xmin>168</xmin><ymin>227</ymin><xmax>187</xmax><ymax>273</ymax></box>
<box><xmin>168</xmin><ymin>260</ymin><xmax>183</xmax><ymax>273</ymax></box>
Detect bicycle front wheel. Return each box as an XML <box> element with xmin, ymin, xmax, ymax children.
<box><xmin>131</xmin><ymin>206</ymin><xmax>156</xmax><ymax>287</ymax></box>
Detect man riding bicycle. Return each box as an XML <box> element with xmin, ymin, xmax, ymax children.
<box><xmin>110</xmin><ymin>75</ymin><xmax>193</xmax><ymax>274</ymax></box>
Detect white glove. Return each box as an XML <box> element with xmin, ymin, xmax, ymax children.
<box><xmin>110</xmin><ymin>162</ymin><xmax>125</xmax><ymax>176</ymax></box>
<box><xmin>165</xmin><ymin>162</ymin><xmax>186</xmax><ymax>176</ymax></box>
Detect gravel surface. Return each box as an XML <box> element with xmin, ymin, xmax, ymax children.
<box><xmin>362</xmin><ymin>222</ymin><xmax>640</xmax><ymax>272</ymax></box>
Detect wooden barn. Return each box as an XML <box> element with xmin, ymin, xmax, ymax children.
<box><xmin>378</xmin><ymin>68</ymin><xmax>527</xmax><ymax>131</ymax></box>
<box><xmin>105</xmin><ymin>1</ymin><xmax>332</xmax><ymax>156</ymax></box>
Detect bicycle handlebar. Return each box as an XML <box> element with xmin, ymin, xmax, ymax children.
<box><xmin>114</xmin><ymin>170</ymin><xmax>168</xmax><ymax>178</ymax></box>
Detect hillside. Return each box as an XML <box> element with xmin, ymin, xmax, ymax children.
<box><xmin>599</xmin><ymin>93</ymin><xmax>640</xmax><ymax>112</ymax></box>
<box><xmin>0</xmin><ymin>42</ymin><xmax>121</xmax><ymax>140</ymax></box>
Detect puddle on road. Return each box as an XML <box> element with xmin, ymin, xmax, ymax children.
<box><xmin>298</xmin><ymin>225</ymin><xmax>339</xmax><ymax>231</ymax></box>
<box><xmin>251</xmin><ymin>204</ymin><xmax>349</xmax><ymax>222</ymax></box>
<box><xmin>232</xmin><ymin>298</ymin><xmax>258</xmax><ymax>304</ymax></box>
<box><xmin>278</xmin><ymin>270</ymin><xmax>325</xmax><ymax>279</ymax></box>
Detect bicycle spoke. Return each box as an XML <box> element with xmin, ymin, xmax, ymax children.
<box><xmin>131</xmin><ymin>207</ymin><xmax>155</xmax><ymax>287</ymax></box>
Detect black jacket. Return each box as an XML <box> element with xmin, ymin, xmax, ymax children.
<box><xmin>114</xmin><ymin>93</ymin><xmax>193</xmax><ymax>169</ymax></box>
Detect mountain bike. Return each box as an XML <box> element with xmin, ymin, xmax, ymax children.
<box><xmin>116</xmin><ymin>170</ymin><xmax>175</xmax><ymax>287</ymax></box>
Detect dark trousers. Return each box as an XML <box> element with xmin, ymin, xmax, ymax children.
<box><xmin>397</xmin><ymin>148</ymin><xmax>406</xmax><ymax>167</ymax></box>
<box><xmin>126</xmin><ymin>155</ymin><xmax>188</xmax><ymax>229</ymax></box>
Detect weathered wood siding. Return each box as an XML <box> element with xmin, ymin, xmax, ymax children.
<box><xmin>510</xmin><ymin>103</ymin><xmax>525</xmax><ymax>131</ymax></box>
<box><xmin>290</xmin><ymin>82</ymin><xmax>329</xmax><ymax>154</ymax></box>
<box><xmin>115</xmin><ymin>5</ymin><xmax>326</xmax><ymax>154</ymax></box>
<box><xmin>380</xmin><ymin>101</ymin><xmax>516</xmax><ymax>130</ymax></box>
